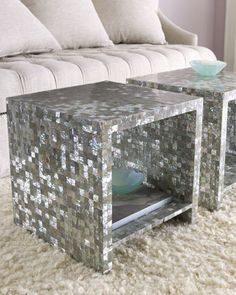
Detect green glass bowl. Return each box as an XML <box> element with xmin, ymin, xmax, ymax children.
<box><xmin>112</xmin><ymin>168</ymin><xmax>144</xmax><ymax>195</ymax></box>
<box><xmin>190</xmin><ymin>60</ymin><xmax>227</xmax><ymax>77</ymax></box>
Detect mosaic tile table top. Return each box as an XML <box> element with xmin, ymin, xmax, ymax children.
<box><xmin>128</xmin><ymin>69</ymin><xmax>236</xmax><ymax>211</ymax></box>
<box><xmin>7</xmin><ymin>81</ymin><xmax>203</xmax><ymax>273</ymax></box>
<box><xmin>7</xmin><ymin>81</ymin><xmax>203</xmax><ymax>129</ymax></box>
<box><xmin>128</xmin><ymin>69</ymin><xmax>236</xmax><ymax>94</ymax></box>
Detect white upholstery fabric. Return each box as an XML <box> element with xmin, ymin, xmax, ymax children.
<box><xmin>22</xmin><ymin>0</ymin><xmax>113</xmax><ymax>49</ymax></box>
<box><xmin>0</xmin><ymin>44</ymin><xmax>216</xmax><ymax>178</ymax></box>
<box><xmin>0</xmin><ymin>44</ymin><xmax>216</xmax><ymax>114</ymax></box>
<box><xmin>0</xmin><ymin>0</ymin><xmax>60</xmax><ymax>58</ymax></box>
<box><xmin>93</xmin><ymin>0</ymin><xmax>165</xmax><ymax>44</ymax></box>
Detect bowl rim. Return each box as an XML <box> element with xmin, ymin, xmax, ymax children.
<box><xmin>190</xmin><ymin>60</ymin><xmax>227</xmax><ymax>67</ymax></box>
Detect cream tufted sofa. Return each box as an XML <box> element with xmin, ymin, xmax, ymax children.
<box><xmin>0</xmin><ymin>10</ymin><xmax>216</xmax><ymax>178</ymax></box>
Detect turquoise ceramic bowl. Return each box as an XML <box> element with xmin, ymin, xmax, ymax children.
<box><xmin>112</xmin><ymin>168</ymin><xmax>144</xmax><ymax>195</ymax></box>
<box><xmin>190</xmin><ymin>60</ymin><xmax>227</xmax><ymax>77</ymax></box>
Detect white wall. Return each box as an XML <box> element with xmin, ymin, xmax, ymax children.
<box><xmin>159</xmin><ymin>0</ymin><xmax>225</xmax><ymax>59</ymax></box>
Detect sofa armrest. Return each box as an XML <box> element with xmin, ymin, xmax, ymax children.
<box><xmin>158</xmin><ymin>10</ymin><xmax>198</xmax><ymax>46</ymax></box>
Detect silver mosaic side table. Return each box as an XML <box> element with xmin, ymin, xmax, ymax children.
<box><xmin>128</xmin><ymin>69</ymin><xmax>236</xmax><ymax>211</ymax></box>
<box><xmin>7</xmin><ymin>82</ymin><xmax>203</xmax><ymax>273</ymax></box>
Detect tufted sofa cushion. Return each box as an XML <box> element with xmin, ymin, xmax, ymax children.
<box><xmin>0</xmin><ymin>44</ymin><xmax>216</xmax><ymax>114</ymax></box>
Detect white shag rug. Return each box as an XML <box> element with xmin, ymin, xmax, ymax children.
<box><xmin>0</xmin><ymin>177</ymin><xmax>236</xmax><ymax>295</ymax></box>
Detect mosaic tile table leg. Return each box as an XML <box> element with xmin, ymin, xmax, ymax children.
<box><xmin>189</xmin><ymin>92</ymin><xmax>228</xmax><ymax>211</ymax></box>
<box><xmin>7</xmin><ymin>102</ymin><xmax>113</xmax><ymax>273</ymax></box>
<box><xmin>227</xmin><ymin>100</ymin><xmax>236</xmax><ymax>154</ymax></box>
<box><xmin>148</xmin><ymin>112</ymin><xmax>201</xmax><ymax>223</ymax></box>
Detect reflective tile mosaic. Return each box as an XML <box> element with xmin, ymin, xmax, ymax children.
<box><xmin>7</xmin><ymin>81</ymin><xmax>203</xmax><ymax>273</ymax></box>
<box><xmin>128</xmin><ymin>69</ymin><xmax>236</xmax><ymax>211</ymax></box>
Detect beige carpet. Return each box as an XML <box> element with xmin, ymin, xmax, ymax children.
<box><xmin>0</xmin><ymin>177</ymin><xmax>236</xmax><ymax>295</ymax></box>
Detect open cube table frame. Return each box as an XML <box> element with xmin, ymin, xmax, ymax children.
<box><xmin>129</xmin><ymin>69</ymin><xmax>236</xmax><ymax>211</ymax></box>
<box><xmin>7</xmin><ymin>82</ymin><xmax>203</xmax><ymax>273</ymax></box>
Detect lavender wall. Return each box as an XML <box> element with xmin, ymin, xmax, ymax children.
<box><xmin>159</xmin><ymin>0</ymin><xmax>226</xmax><ymax>59</ymax></box>
<box><xmin>214</xmin><ymin>0</ymin><xmax>226</xmax><ymax>59</ymax></box>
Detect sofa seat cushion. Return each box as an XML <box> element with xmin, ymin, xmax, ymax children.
<box><xmin>0</xmin><ymin>44</ymin><xmax>216</xmax><ymax>113</ymax></box>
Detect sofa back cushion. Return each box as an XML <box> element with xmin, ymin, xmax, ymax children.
<box><xmin>0</xmin><ymin>0</ymin><xmax>61</xmax><ymax>58</ymax></box>
<box><xmin>93</xmin><ymin>0</ymin><xmax>166</xmax><ymax>44</ymax></box>
<box><xmin>22</xmin><ymin>0</ymin><xmax>113</xmax><ymax>49</ymax></box>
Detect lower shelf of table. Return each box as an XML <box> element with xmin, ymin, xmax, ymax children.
<box><xmin>112</xmin><ymin>186</ymin><xmax>174</xmax><ymax>231</ymax></box>
<box><xmin>112</xmin><ymin>199</ymin><xmax>192</xmax><ymax>247</ymax></box>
